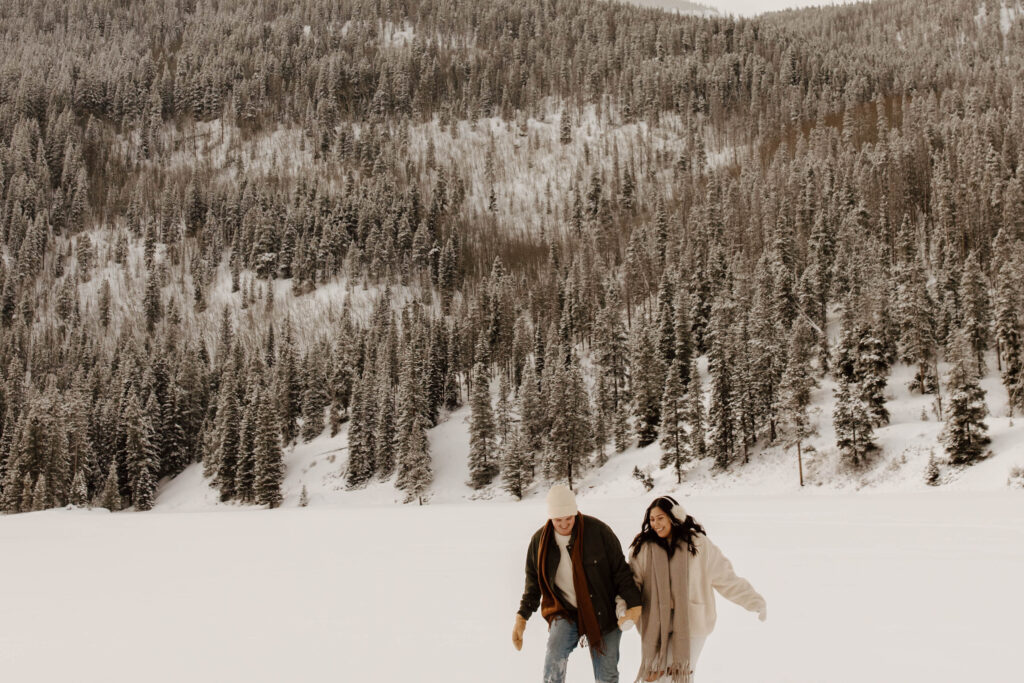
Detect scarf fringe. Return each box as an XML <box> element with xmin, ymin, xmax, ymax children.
<box><xmin>634</xmin><ymin>663</ymin><xmax>693</xmax><ymax>683</ymax></box>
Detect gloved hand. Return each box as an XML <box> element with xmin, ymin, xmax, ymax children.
<box><xmin>618</xmin><ymin>605</ymin><xmax>642</xmax><ymax>630</ymax></box>
<box><xmin>757</xmin><ymin>603</ymin><xmax>767</xmax><ymax>622</ymax></box>
<box><xmin>513</xmin><ymin>614</ymin><xmax>527</xmax><ymax>650</ymax></box>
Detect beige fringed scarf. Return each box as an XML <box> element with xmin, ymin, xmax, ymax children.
<box><xmin>635</xmin><ymin>541</ymin><xmax>692</xmax><ymax>683</ymax></box>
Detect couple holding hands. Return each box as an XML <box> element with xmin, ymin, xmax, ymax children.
<box><xmin>514</xmin><ymin>485</ymin><xmax>766</xmax><ymax>683</ymax></box>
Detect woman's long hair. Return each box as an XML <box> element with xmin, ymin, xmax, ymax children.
<box><xmin>630</xmin><ymin>496</ymin><xmax>705</xmax><ymax>559</ymax></box>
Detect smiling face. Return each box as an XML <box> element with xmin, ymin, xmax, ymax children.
<box><xmin>649</xmin><ymin>506</ymin><xmax>673</xmax><ymax>539</ymax></box>
<box><xmin>552</xmin><ymin>515</ymin><xmax>576</xmax><ymax>536</ymax></box>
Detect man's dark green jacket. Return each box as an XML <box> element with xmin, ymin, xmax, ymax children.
<box><xmin>517</xmin><ymin>514</ymin><xmax>641</xmax><ymax>635</ymax></box>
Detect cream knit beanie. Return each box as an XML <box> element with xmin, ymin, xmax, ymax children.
<box><xmin>546</xmin><ymin>484</ymin><xmax>578</xmax><ymax>519</ymax></box>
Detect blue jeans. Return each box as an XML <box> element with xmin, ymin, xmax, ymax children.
<box><xmin>543</xmin><ymin>617</ymin><xmax>621</xmax><ymax>683</ymax></box>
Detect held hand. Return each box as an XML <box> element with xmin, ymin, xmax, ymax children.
<box><xmin>513</xmin><ymin>614</ymin><xmax>527</xmax><ymax>651</ymax></box>
<box><xmin>618</xmin><ymin>605</ymin><xmax>642</xmax><ymax>630</ymax></box>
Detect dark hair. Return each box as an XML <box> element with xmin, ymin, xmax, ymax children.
<box><xmin>630</xmin><ymin>496</ymin><xmax>705</xmax><ymax>559</ymax></box>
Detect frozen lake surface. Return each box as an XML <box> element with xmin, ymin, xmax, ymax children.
<box><xmin>2</xmin><ymin>491</ymin><xmax>1021</xmax><ymax>682</ymax></box>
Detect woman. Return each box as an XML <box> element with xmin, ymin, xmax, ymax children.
<box><xmin>620</xmin><ymin>496</ymin><xmax>766</xmax><ymax>682</ymax></box>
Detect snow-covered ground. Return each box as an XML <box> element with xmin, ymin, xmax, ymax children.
<box><xmin>3</xmin><ymin>361</ymin><xmax>1022</xmax><ymax>681</ymax></box>
<box><xmin>2</xmin><ymin>491</ymin><xmax>1021</xmax><ymax>682</ymax></box>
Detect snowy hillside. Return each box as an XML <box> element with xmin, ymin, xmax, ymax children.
<box><xmin>156</xmin><ymin>344</ymin><xmax>1024</xmax><ymax>516</ymax></box>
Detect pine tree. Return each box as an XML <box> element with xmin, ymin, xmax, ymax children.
<box><xmin>518</xmin><ymin>361</ymin><xmax>544</xmax><ymax>478</ymax></box>
<box><xmin>546</xmin><ymin>356</ymin><xmax>593</xmax><ymax>489</ymax></box>
<box><xmin>656</xmin><ymin>274</ymin><xmax>676</xmax><ymax>367</ymax></box>
<box><xmin>994</xmin><ymin>261</ymin><xmax>1024</xmax><ymax>414</ymax></box>
<box><xmin>397</xmin><ymin>414</ymin><xmax>432</xmax><ymax>504</ymax></box>
<box><xmin>124</xmin><ymin>391</ymin><xmax>158</xmax><ymax>511</ymax></box>
<box><xmin>687</xmin><ymin>358</ymin><xmax>707</xmax><ymax>461</ymax></box>
<box><xmin>235</xmin><ymin>386</ymin><xmax>257</xmax><ymax>503</ymax></box>
<box><xmin>751</xmin><ymin>257</ymin><xmax>788</xmax><ymax>443</ymax></box>
<box><xmin>467</xmin><ymin>362</ymin><xmax>498</xmax><ymax>489</ymax></box>
<box><xmin>594</xmin><ymin>289</ymin><xmax>631</xmax><ymax>451</ymax></box>
<box><xmin>958</xmin><ymin>253</ymin><xmax>991</xmax><ymax>374</ymax></box>
<box><xmin>707</xmin><ymin>294</ymin><xmax>736</xmax><ymax>469</ymax></box>
<box><xmin>276</xmin><ymin>322</ymin><xmax>301</xmax><ymax>444</ymax></box>
<box><xmin>924</xmin><ymin>452</ymin><xmax>941</xmax><ymax>486</ymax></box>
<box><xmin>374</xmin><ymin>378</ymin><xmax>397</xmax><ymax>479</ymax></box>
<box><xmin>941</xmin><ymin>329</ymin><xmax>991</xmax><ymax>465</ymax></box>
<box><xmin>31</xmin><ymin>473</ymin><xmax>49</xmax><ymax>512</ymax></box>
<box><xmin>213</xmin><ymin>372</ymin><xmax>241</xmax><ymax>501</ymax></box>
<box><xmin>254</xmin><ymin>388</ymin><xmax>285</xmax><ymax>508</ymax></box>
<box><xmin>833</xmin><ymin>378</ymin><xmax>876</xmax><ymax>468</ymax></box>
<box><xmin>299</xmin><ymin>484</ymin><xmax>309</xmax><ymax>507</ymax></box>
<box><xmin>70</xmin><ymin>468</ymin><xmax>88</xmax><ymax>507</ymax></box>
<box><xmin>896</xmin><ymin>260</ymin><xmax>938</xmax><ymax>394</ymax></box>
<box><xmin>98</xmin><ymin>279</ymin><xmax>112</xmax><ymax>328</ymax></box>
<box><xmin>660</xmin><ymin>358</ymin><xmax>691</xmax><ymax>484</ymax></box>
<box><xmin>591</xmin><ymin>372</ymin><xmax>611</xmax><ymax>466</ymax></box>
<box><xmin>300</xmin><ymin>372</ymin><xmax>329</xmax><ymax>443</ymax></box>
<box><xmin>346</xmin><ymin>368</ymin><xmax>376</xmax><ymax>488</ymax></box>
<box><xmin>560</xmin><ymin>107</ymin><xmax>572</xmax><ymax>144</ymax></box>
<box><xmin>19</xmin><ymin>473</ymin><xmax>33</xmax><ymax>514</ymax></box>
<box><xmin>143</xmin><ymin>269</ymin><xmax>162</xmax><ymax>334</ymax></box>
<box><xmin>673</xmin><ymin>287</ymin><xmax>694</xmax><ymax>386</ymax></box>
<box><xmin>99</xmin><ymin>458</ymin><xmax>122</xmax><ymax>511</ymax></box>
<box><xmin>857</xmin><ymin>325</ymin><xmax>891</xmax><ymax>427</ymax></box>
<box><xmin>501</xmin><ymin>425</ymin><xmax>530</xmax><ymax>500</ymax></box>
<box><xmin>629</xmin><ymin>319</ymin><xmax>663</xmax><ymax>448</ymax></box>
<box><xmin>779</xmin><ymin>319</ymin><xmax>818</xmax><ymax>485</ymax></box>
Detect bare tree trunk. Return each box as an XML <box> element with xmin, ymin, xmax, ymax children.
<box><xmin>797</xmin><ymin>441</ymin><xmax>804</xmax><ymax>487</ymax></box>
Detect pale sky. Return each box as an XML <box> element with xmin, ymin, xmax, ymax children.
<box><xmin>709</xmin><ymin>0</ymin><xmax>858</xmax><ymax>17</ymax></box>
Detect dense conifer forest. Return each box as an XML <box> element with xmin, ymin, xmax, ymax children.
<box><xmin>1</xmin><ymin>0</ymin><xmax>1022</xmax><ymax>512</ymax></box>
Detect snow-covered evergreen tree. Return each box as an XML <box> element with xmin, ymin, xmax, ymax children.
<box><xmin>212</xmin><ymin>370</ymin><xmax>241</xmax><ymax>501</ymax></box>
<box><xmin>397</xmin><ymin>414</ymin><xmax>431</xmax><ymax>504</ymax></box>
<box><xmin>254</xmin><ymin>388</ymin><xmax>285</xmax><ymax>508</ymax></box>
<box><xmin>896</xmin><ymin>259</ymin><xmax>938</xmax><ymax>394</ymax></box>
<box><xmin>941</xmin><ymin>329</ymin><xmax>990</xmax><ymax>466</ymax></box>
<box><xmin>98</xmin><ymin>459</ymin><xmax>122</xmax><ymax>511</ymax></box>
<box><xmin>994</xmin><ymin>260</ymin><xmax>1024</xmax><ymax>415</ymax></box>
<box><xmin>546</xmin><ymin>355</ymin><xmax>592</xmax><ymax>489</ymax></box>
<box><xmin>346</xmin><ymin>367</ymin><xmax>376</xmax><ymax>489</ymax></box>
<box><xmin>629</xmin><ymin>318</ymin><xmax>662</xmax><ymax>447</ymax></box>
<box><xmin>373</xmin><ymin>374</ymin><xmax>397</xmax><ymax>479</ymax></box>
<box><xmin>70</xmin><ymin>468</ymin><xmax>88</xmax><ymax>507</ymax></box>
<box><xmin>707</xmin><ymin>294</ymin><xmax>736</xmax><ymax>469</ymax></box>
<box><xmin>467</xmin><ymin>361</ymin><xmax>498</xmax><ymax>489</ymax></box>
<box><xmin>235</xmin><ymin>383</ymin><xmax>257</xmax><ymax>503</ymax></box>
<box><xmin>957</xmin><ymin>253</ymin><xmax>991</xmax><ymax>374</ymax></box>
<box><xmin>833</xmin><ymin>378</ymin><xmax>876</xmax><ymax>468</ymax></box>
<box><xmin>501</xmin><ymin>425</ymin><xmax>530</xmax><ymax>500</ymax></box>
<box><xmin>124</xmin><ymin>390</ymin><xmax>158</xmax><ymax>511</ymax></box>
<box><xmin>518</xmin><ymin>361</ymin><xmax>545</xmax><ymax>477</ymax></box>
<box><xmin>300</xmin><ymin>363</ymin><xmax>329</xmax><ymax>442</ymax></box>
<box><xmin>660</xmin><ymin>358</ymin><xmax>691</xmax><ymax>484</ymax></box>
<box><xmin>779</xmin><ymin>319</ymin><xmax>818</xmax><ymax>484</ymax></box>
<box><xmin>686</xmin><ymin>358</ymin><xmax>706</xmax><ymax>461</ymax></box>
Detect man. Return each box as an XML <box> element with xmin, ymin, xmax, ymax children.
<box><xmin>513</xmin><ymin>484</ymin><xmax>642</xmax><ymax>683</ymax></box>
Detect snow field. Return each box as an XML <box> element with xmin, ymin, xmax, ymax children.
<box><xmin>2</xmin><ymin>490</ymin><xmax>1022</xmax><ymax>682</ymax></box>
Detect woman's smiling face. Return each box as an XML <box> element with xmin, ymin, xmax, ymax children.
<box><xmin>649</xmin><ymin>507</ymin><xmax>672</xmax><ymax>538</ymax></box>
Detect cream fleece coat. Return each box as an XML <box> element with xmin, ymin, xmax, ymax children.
<box><xmin>618</xmin><ymin>533</ymin><xmax>765</xmax><ymax>637</ymax></box>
